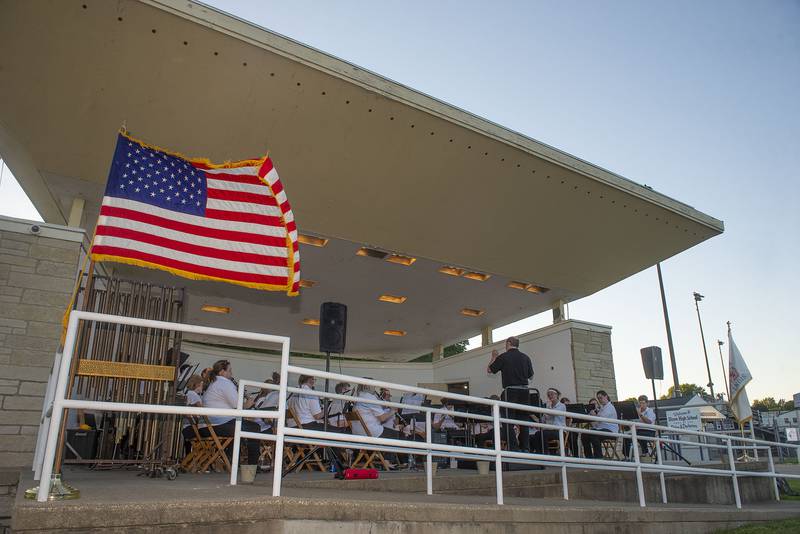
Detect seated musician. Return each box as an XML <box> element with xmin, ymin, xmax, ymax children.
<box><xmin>580</xmin><ymin>390</ymin><xmax>618</xmax><ymax>459</ymax></box>
<box><xmin>287</xmin><ymin>375</ymin><xmax>346</xmax><ymax>433</ymax></box>
<box><xmin>201</xmin><ymin>360</ymin><xmax>261</xmax><ymax>464</ymax></box>
<box><xmin>327</xmin><ymin>382</ymin><xmax>353</xmax><ymax>428</ymax></box>
<box><xmin>402</xmin><ymin>400</ymin><xmax>461</xmax><ymax>437</ymax></box>
<box><xmin>181</xmin><ymin>374</ymin><xmax>204</xmax><ymax>454</ymax></box>
<box><xmin>351</xmin><ymin>383</ymin><xmax>402</xmax><ymax>439</ymax></box>
<box><xmin>530</xmin><ymin>387</ymin><xmax>567</xmax><ymax>454</ymax></box>
<box><xmin>253</xmin><ymin>372</ymin><xmax>280</xmax><ymax>433</ymax></box>
<box><xmin>622</xmin><ymin>395</ymin><xmax>657</xmax><ymax>459</ymax></box>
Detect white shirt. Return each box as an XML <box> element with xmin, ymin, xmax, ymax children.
<box><xmin>639</xmin><ymin>406</ymin><xmax>656</xmax><ymax>425</ymax></box>
<box><xmin>255</xmin><ymin>391</ymin><xmax>280</xmax><ymax>431</ymax></box>
<box><xmin>543</xmin><ymin>401</ymin><xmax>567</xmax><ymax>427</ymax></box>
<box><xmin>183</xmin><ymin>390</ymin><xmax>203</xmax><ymax>428</ymax></box>
<box><xmin>327</xmin><ymin>398</ymin><xmax>350</xmax><ymax>427</ymax></box>
<box><xmin>203</xmin><ymin>376</ymin><xmax>238</xmax><ymax>426</ymax></box>
<box><xmin>434</xmin><ymin>408</ymin><xmax>460</xmax><ymax>431</ymax></box>
<box><xmin>352</xmin><ymin>391</ymin><xmax>388</xmax><ymax>437</ymax></box>
<box><xmin>288</xmin><ymin>384</ymin><xmax>322</xmax><ymax>426</ymax></box>
<box><xmin>593</xmin><ymin>401</ymin><xmax>619</xmax><ymax>433</ymax></box>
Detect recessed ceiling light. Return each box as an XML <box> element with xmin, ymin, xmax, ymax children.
<box><xmin>302</xmin><ymin>318</ymin><xmax>320</xmax><ymax>326</ymax></box>
<box><xmin>297</xmin><ymin>234</ymin><xmax>329</xmax><ymax>247</ymax></box>
<box><xmin>462</xmin><ymin>271</ymin><xmax>490</xmax><ymax>282</ymax></box>
<box><xmin>526</xmin><ymin>285</ymin><xmax>548</xmax><ymax>293</ymax></box>
<box><xmin>507</xmin><ymin>281</ymin><xmax>531</xmax><ymax>290</ymax></box>
<box><xmin>385</xmin><ymin>254</ymin><xmax>416</xmax><ymax>266</ymax></box>
<box><xmin>383</xmin><ymin>330</ymin><xmax>407</xmax><ymax>336</ymax></box>
<box><xmin>356</xmin><ymin>247</ymin><xmax>389</xmax><ymax>259</ymax></box>
<box><xmin>460</xmin><ymin>308</ymin><xmax>484</xmax><ymax>317</ymax></box>
<box><xmin>299</xmin><ymin>279</ymin><xmax>316</xmax><ymax>288</ymax></box>
<box><xmin>201</xmin><ymin>305</ymin><xmax>230</xmax><ymax>314</ymax></box>
<box><xmin>439</xmin><ymin>266</ymin><xmax>464</xmax><ymax>277</ymax></box>
<box><xmin>378</xmin><ymin>294</ymin><xmax>407</xmax><ymax>304</ymax></box>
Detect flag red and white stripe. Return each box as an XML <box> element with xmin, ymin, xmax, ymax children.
<box><xmin>90</xmin><ymin>133</ymin><xmax>300</xmax><ymax>296</ymax></box>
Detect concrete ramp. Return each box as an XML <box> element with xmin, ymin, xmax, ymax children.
<box><xmin>11</xmin><ymin>468</ymin><xmax>800</xmax><ymax>533</ymax></box>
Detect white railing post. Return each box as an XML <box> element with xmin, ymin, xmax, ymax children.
<box><xmin>271</xmin><ymin>339</ymin><xmax>291</xmax><ymax>497</ymax></box>
<box><xmin>726</xmin><ymin>438</ymin><xmax>741</xmax><ymax>509</ymax></box>
<box><xmin>33</xmin><ymin>349</ymin><xmax>64</xmax><ymax>481</ymax></box>
<box><xmin>492</xmin><ymin>403</ymin><xmax>504</xmax><ymax>505</ymax></box>
<box><xmin>558</xmin><ymin>428</ymin><xmax>568</xmax><ymax>500</ymax></box>
<box><xmin>229</xmin><ymin>381</ymin><xmax>244</xmax><ymax>485</ymax></box>
<box><xmin>426</xmin><ymin>411</ymin><xmax>433</xmax><ymax>496</ymax></box>
<box><xmin>654</xmin><ymin>434</ymin><xmax>667</xmax><ymax>503</ymax></box>
<box><xmin>36</xmin><ymin>312</ymin><xmax>80</xmax><ymax>502</ymax></box>
<box><xmin>750</xmin><ymin>425</ymin><xmax>759</xmax><ymax>461</ymax></box>
<box><xmin>631</xmin><ymin>424</ymin><xmax>645</xmax><ymax>507</ymax></box>
<box><xmin>766</xmin><ymin>446</ymin><xmax>780</xmax><ymax>501</ymax></box>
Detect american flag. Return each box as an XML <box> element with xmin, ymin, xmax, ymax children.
<box><xmin>90</xmin><ymin>132</ymin><xmax>300</xmax><ymax>296</ymax></box>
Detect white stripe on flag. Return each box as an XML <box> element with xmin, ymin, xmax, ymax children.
<box><xmin>206</xmin><ymin>198</ymin><xmax>282</xmax><ymax>217</ymax></box>
<box><xmin>206</xmin><ymin>179</ymin><xmax>272</xmax><ymax>196</ymax></box>
<box><xmin>97</xmin><ymin>216</ymin><xmax>289</xmax><ymax>257</ymax></box>
<box><xmin>202</xmin><ymin>166</ymin><xmax>260</xmax><ymax>176</ymax></box>
<box><xmin>101</xmin><ymin>197</ymin><xmax>287</xmax><ymax>237</ymax></box>
<box><xmin>92</xmin><ymin>234</ymin><xmax>289</xmax><ymax>276</ymax></box>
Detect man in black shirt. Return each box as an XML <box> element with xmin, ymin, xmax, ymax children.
<box><xmin>488</xmin><ymin>336</ymin><xmax>534</xmax><ymax>451</ymax></box>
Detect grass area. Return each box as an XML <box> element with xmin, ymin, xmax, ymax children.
<box><xmin>715</xmin><ymin>519</ymin><xmax>800</xmax><ymax>533</ymax></box>
<box><xmin>782</xmin><ymin>478</ymin><xmax>800</xmax><ymax>501</ymax></box>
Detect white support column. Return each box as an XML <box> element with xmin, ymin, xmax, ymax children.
<box><xmin>433</xmin><ymin>344</ymin><xmax>444</xmax><ymax>361</ymax></box>
<box><xmin>67</xmin><ymin>197</ymin><xmax>85</xmax><ymax>228</ymax></box>
<box><xmin>481</xmin><ymin>326</ymin><xmax>493</xmax><ymax>347</ymax></box>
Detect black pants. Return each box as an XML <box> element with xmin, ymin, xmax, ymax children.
<box><xmin>198</xmin><ymin>419</ymin><xmax>261</xmax><ymax>464</ymax></box>
<box><xmin>581</xmin><ymin>428</ymin><xmax>611</xmax><ymax>459</ymax></box>
<box><xmin>623</xmin><ymin>430</ymin><xmax>656</xmax><ymax>458</ymax></box>
<box><xmin>530</xmin><ymin>429</ymin><xmax>562</xmax><ymax>454</ymax></box>
<box><xmin>475</xmin><ymin>430</ymin><xmax>494</xmax><ymax>448</ymax></box>
<box><xmin>502</xmin><ymin>387</ymin><xmax>530</xmax><ymax>451</ymax></box>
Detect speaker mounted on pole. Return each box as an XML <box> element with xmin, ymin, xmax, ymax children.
<box><xmin>319</xmin><ymin>302</ymin><xmax>347</xmax><ymax>354</ymax></box>
<box><xmin>640</xmin><ymin>346</ymin><xmax>664</xmax><ymax>381</ymax></box>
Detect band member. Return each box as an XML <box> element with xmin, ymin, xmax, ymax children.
<box><xmin>287</xmin><ymin>375</ymin><xmax>346</xmax><ymax>433</ymax></box>
<box><xmin>487</xmin><ymin>336</ymin><xmax>534</xmax><ymax>452</ymax></box>
<box><xmin>530</xmin><ymin>388</ymin><xmax>567</xmax><ymax>454</ymax></box>
<box><xmin>201</xmin><ymin>360</ymin><xmax>261</xmax><ymax>464</ymax></box>
<box><xmin>581</xmin><ymin>390</ymin><xmax>618</xmax><ymax>459</ymax></box>
<box><xmin>351</xmin><ymin>384</ymin><xmax>402</xmax><ymax>439</ymax></box>
<box><xmin>623</xmin><ymin>395</ymin><xmax>657</xmax><ymax>459</ymax></box>
<box><xmin>327</xmin><ymin>382</ymin><xmax>353</xmax><ymax>428</ymax></box>
<box><xmin>181</xmin><ymin>374</ymin><xmax>204</xmax><ymax>455</ymax></box>
<box><xmin>253</xmin><ymin>373</ymin><xmax>280</xmax><ymax>433</ymax></box>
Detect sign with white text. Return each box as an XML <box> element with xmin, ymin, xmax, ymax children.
<box><xmin>666</xmin><ymin>408</ymin><xmax>702</xmax><ymax>432</ymax></box>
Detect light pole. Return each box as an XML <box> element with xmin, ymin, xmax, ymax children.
<box><xmin>656</xmin><ymin>263</ymin><xmax>681</xmax><ymax>397</ymax></box>
<box><xmin>693</xmin><ymin>292</ymin><xmax>715</xmax><ymax>398</ymax></box>
<box><xmin>717</xmin><ymin>340</ymin><xmax>729</xmax><ymax>400</ymax></box>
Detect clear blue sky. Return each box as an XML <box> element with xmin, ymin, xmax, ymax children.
<box><xmin>1</xmin><ymin>0</ymin><xmax>797</xmax><ymax>402</ymax></box>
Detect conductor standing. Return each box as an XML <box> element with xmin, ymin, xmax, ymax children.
<box><xmin>487</xmin><ymin>336</ymin><xmax>534</xmax><ymax>452</ymax></box>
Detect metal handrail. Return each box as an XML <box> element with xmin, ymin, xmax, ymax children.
<box><xmin>35</xmin><ymin>311</ymin><xmax>800</xmax><ymax>510</ymax></box>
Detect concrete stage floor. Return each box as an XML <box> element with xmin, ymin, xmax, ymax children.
<box><xmin>11</xmin><ymin>466</ymin><xmax>800</xmax><ymax>533</ymax></box>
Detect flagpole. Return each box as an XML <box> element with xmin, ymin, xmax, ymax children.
<box><xmin>656</xmin><ymin>263</ymin><xmax>681</xmax><ymax>397</ymax></box>
<box><xmin>717</xmin><ymin>340</ymin><xmax>730</xmax><ymax>401</ymax></box>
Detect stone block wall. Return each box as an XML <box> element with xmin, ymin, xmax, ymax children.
<box><xmin>0</xmin><ymin>217</ymin><xmax>84</xmax><ymax>467</ymax></box>
<box><xmin>570</xmin><ymin>324</ymin><xmax>618</xmax><ymax>403</ymax></box>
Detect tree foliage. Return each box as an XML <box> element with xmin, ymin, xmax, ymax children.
<box><xmin>660</xmin><ymin>383</ymin><xmax>707</xmax><ymax>400</ymax></box>
<box><xmin>751</xmin><ymin>397</ymin><xmax>795</xmax><ymax>412</ymax></box>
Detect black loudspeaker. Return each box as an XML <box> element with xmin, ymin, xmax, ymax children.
<box><xmin>319</xmin><ymin>302</ymin><xmax>347</xmax><ymax>353</ymax></box>
<box><xmin>640</xmin><ymin>346</ymin><xmax>664</xmax><ymax>380</ymax></box>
